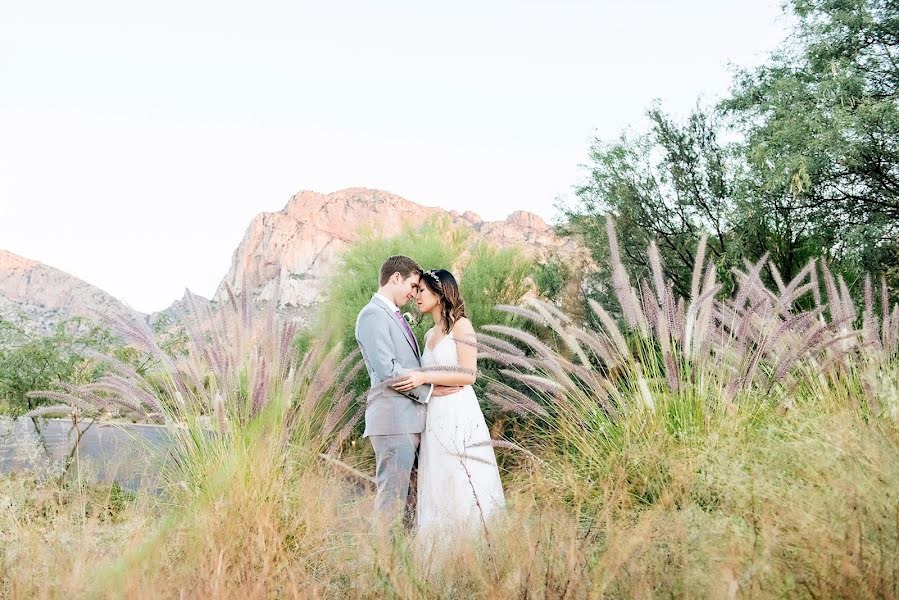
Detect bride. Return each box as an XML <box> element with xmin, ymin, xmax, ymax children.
<box><xmin>393</xmin><ymin>268</ymin><xmax>505</xmax><ymax>544</ymax></box>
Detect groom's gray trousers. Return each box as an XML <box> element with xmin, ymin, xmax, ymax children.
<box><xmin>369</xmin><ymin>433</ymin><xmax>420</xmax><ymax>517</ymax></box>
<box><xmin>355</xmin><ymin>296</ymin><xmax>433</xmax><ymax>524</ymax></box>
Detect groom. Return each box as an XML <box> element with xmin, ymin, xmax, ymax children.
<box><xmin>355</xmin><ymin>255</ymin><xmax>459</xmax><ymax>525</ymax></box>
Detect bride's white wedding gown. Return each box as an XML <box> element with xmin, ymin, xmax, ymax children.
<box><xmin>416</xmin><ymin>330</ymin><xmax>505</xmax><ymax>544</ymax></box>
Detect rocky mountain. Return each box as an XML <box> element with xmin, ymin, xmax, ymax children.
<box><xmin>213</xmin><ymin>188</ymin><xmax>583</xmax><ymax>318</ymax></box>
<box><xmin>146</xmin><ymin>290</ymin><xmax>213</xmax><ymax>328</ymax></box>
<box><xmin>1</xmin><ymin>188</ymin><xmax>582</xmax><ymax>335</ymax></box>
<box><xmin>0</xmin><ymin>249</ymin><xmax>145</xmax><ymax>336</ymax></box>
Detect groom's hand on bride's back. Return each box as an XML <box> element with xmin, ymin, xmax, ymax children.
<box><xmin>431</xmin><ymin>385</ymin><xmax>463</xmax><ymax>397</ymax></box>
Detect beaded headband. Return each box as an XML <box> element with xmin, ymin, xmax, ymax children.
<box><xmin>423</xmin><ymin>270</ymin><xmax>443</xmax><ymax>290</ymax></box>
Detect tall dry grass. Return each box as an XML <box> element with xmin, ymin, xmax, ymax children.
<box><xmin>4</xmin><ymin>408</ymin><xmax>897</xmax><ymax>598</ymax></box>
<box><xmin>1</xmin><ymin>220</ymin><xmax>898</xmax><ymax>598</ymax></box>
<box><xmin>475</xmin><ymin>216</ymin><xmax>899</xmax><ymax>596</ymax></box>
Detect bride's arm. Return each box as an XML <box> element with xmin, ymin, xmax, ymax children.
<box><xmin>393</xmin><ymin>318</ymin><xmax>478</xmax><ymax>390</ymax></box>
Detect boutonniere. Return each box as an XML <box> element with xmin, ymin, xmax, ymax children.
<box><xmin>402</xmin><ymin>311</ymin><xmax>417</xmax><ymax>326</ymax></box>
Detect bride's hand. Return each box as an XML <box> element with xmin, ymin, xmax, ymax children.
<box><xmin>393</xmin><ymin>371</ymin><xmax>428</xmax><ymax>392</ymax></box>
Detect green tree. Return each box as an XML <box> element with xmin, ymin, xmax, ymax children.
<box><xmin>533</xmin><ymin>254</ymin><xmax>571</xmax><ymax>303</ymax></box>
<box><xmin>560</xmin><ymin>106</ymin><xmax>742</xmax><ymax>305</ymax></box>
<box><xmin>562</xmin><ymin>0</ymin><xmax>899</xmax><ymax>311</ymax></box>
<box><xmin>0</xmin><ymin>316</ymin><xmax>113</xmax><ymax>415</ymax></box>
<box><xmin>319</xmin><ymin>218</ymin><xmax>470</xmax><ymax>356</ymax></box>
<box><xmin>724</xmin><ymin>0</ymin><xmax>899</xmax><ymax>292</ymax></box>
<box><xmin>0</xmin><ymin>312</ymin><xmax>187</xmax><ymax>417</ymax></box>
<box><xmin>457</xmin><ymin>242</ymin><xmax>534</xmax><ymax>328</ymax></box>
<box><xmin>315</xmin><ymin>217</ymin><xmax>537</xmax><ymax>434</ymax></box>
<box><xmin>320</xmin><ymin>217</ymin><xmax>538</xmax><ymax>352</ymax></box>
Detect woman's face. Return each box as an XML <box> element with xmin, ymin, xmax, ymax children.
<box><xmin>415</xmin><ymin>283</ymin><xmax>440</xmax><ymax>313</ymax></box>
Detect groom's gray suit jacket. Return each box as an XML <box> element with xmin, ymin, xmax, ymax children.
<box><xmin>355</xmin><ymin>295</ymin><xmax>433</xmax><ymax>438</ymax></box>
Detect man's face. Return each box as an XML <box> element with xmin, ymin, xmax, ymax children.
<box><xmin>394</xmin><ymin>273</ymin><xmax>421</xmax><ymax>307</ymax></box>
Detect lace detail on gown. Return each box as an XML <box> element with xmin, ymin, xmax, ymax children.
<box><xmin>416</xmin><ymin>330</ymin><xmax>506</xmax><ymax>548</ymax></box>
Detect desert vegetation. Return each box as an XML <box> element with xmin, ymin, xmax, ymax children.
<box><xmin>2</xmin><ymin>213</ymin><xmax>897</xmax><ymax>598</ymax></box>
<box><xmin>2</xmin><ymin>0</ymin><xmax>898</xmax><ymax>597</ymax></box>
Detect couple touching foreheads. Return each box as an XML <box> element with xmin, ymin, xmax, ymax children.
<box><xmin>354</xmin><ymin>255</ymin><xmax>505</xmax><ymax>545</ymax></box>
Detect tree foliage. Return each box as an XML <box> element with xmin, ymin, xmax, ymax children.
<box><xmin>0</xmin><ymin>313</ymin><xmax>186</xmax><ymax>417</ymax></box>
<box><xmin>560</xmin><ymin>106</ymin><xmax>743</xmax><ymax>305</ymax></box>
<box><xmin>724</xmin><ymin>0</ymin><xmax>899</xmax><ymax>285</ymax></box>
<box><xmin>0</xmin><ymin>317</ymin><xmax>113</xmax><ymax>415</ymax></box>
<box><xmin>561</xmin><ymin>0</ymin><xmax>899</xmax><ymax>308</ymax></box>
<box><xmin>318</xmin><ymin>218</ymin><xmax>470</xmax><ymax>355</ymax></box>
<box><xmin>315</xmin><ymin>217</ymin><xmax>538</xmax><ymax>418</ymax></box>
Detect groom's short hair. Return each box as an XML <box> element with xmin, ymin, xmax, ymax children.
<box><xmin>379</xmin><ymin>255</ymin><xmax>421</xmax><ymax>286</ymax></box>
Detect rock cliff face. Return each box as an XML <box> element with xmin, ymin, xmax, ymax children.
<box><xmin>0</xmin><ymin>188</ymin><xmax>581</xmax><ymax>334</ymax></box>
<box><xmin>0</xmin><ymin>250</ymin><xmax>144</xmax><ymax>335</ymax></box>
<box><xmin>213</xmin><ymin>188</ymin><xmax>580</xmax><ymax>312</ymax></box>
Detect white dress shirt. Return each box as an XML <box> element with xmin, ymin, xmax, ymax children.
<box><xmin>374</xmin><ymin>292</ymin><xmax>400</xmax><ymax>314</ymax></box>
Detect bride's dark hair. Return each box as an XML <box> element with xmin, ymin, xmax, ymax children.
<box><xmin>420</xmin><ymin>269</ymin><xmax>466</xmax><ymax>334</ymax></box>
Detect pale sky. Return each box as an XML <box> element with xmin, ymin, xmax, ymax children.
<box><xmin>0</xmin><ymin>0</ymin><xmax>789</xmax><ymax>314</ymax></box>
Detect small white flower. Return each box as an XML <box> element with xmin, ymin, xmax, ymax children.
<box><xmin>402</xmin><ymin>311</ymin><xmax>417</xmax><ymax>326</ymax></box>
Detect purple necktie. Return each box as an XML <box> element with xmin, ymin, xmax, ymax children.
<box><xmin>394</xmin><ymin>310</ymin><xmax>419</xmax><ymax>355</ymax></box>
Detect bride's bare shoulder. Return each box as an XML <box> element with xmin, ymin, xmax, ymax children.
<box><xmin>451</xmin><ymin>317</ymin><xmax>475</xmax><ymax>337</ymax></box>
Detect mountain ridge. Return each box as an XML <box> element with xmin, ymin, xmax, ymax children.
<box><xmin>1</xmin><ymin>188</ymin><xmax>582</xmax><ymax>332</ymax></box>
